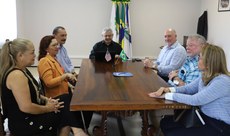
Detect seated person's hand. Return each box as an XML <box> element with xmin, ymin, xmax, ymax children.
<box><xmin>115</xmin><ymin>54</ymin><xmax>120</xmax><ymax>59</ymax></box>
<box><xmin>63</xmin><ymin>73</ymin><xmax>77</xmax><ymax>87</ymax></box>
<box><xmin>148</xmin><ymin>87</ymin><xmax>169</xmax><ymax>98</ymax></box>
<box><xmin>65</xmin><ymin>73</ymin><xmax>77</xmax><ymax>82</ymax></box>
<box><xmin>68</xmin><ymin>73</ymin><xmax>77</xmax><ymax>87</ymax></box>
<box><xmin>46</xmin><ymin>98</ymin><xmax>64</xmax><ymax>113</ymax></box>
<box><xmin>114</xmin><ymin>55</ymin><xmax>121</xmax><ymax>65</ymax></box>
<box><xmin>168</xmin><ymin>70</ymin><xmax>178</xmax><ymax>80</ymax></box>
<box><xmin>143</xmin><ymin>58</ymin><xmax>153</xmax><ymax>68</ymax></box>
<box><xmin>72</xmin><ymin>72</ymin><xmax>78</xmax><ymax>78</ymax></box>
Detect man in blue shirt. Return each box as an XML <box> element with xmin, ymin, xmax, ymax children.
<box><xmin>53</xmin><ymin>26</ymin><xmax>75</xmax><ymax>74</ymax></box>
<box><xmin>53</xmin><ymin>26</ymin><xmax>93</xmax><ymax>133</ymax></box>
<box><xmin>144</xmin><ymin>28</ymin><xmax>187</xmax><ymax>81</ymax></box>
<box><xmin>168</xmin><ymin>34</ymin><xmax>206</xmax><ymax>86</ymax></box>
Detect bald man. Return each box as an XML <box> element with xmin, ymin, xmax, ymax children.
<box><xmin>144</xmin><ymin>28</ymin><xmax>187</xmax><ymax>81</ymax></box>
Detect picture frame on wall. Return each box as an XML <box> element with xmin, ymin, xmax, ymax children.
<box><xmin>218</xmin><ymin>0</ymin><xmax>230</xmax><ymax>12</ymax></box>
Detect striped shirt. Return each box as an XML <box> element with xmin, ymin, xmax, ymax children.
<box><xmin>156</xmin><ymin>41</ymin><xmax>186</xmax><ymax>76</ymax></box>
<box><xmin>168</xmin><ymin>55</ymin><xmax>200</xmax><ymax>86</ymax></box>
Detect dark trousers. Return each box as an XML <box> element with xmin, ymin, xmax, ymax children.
<box><xmin>68</xmin><ymin>90</ymin><xmax>93</xmax><ymax>130</ymax></box>
<box><xmin>73</xmin><ymin>111</ymin><xmax>93</xmax><ymax>129</ymax></box>
<box><xmin>160</xmin><ymin>114</ymin><xmax>230</xmax><ymax>136</ymax></box>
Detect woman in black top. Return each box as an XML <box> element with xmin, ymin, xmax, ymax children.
<box><xmin>0</xmin><ymin>39</ymin><xmax>86</xmax><ymax>136</ymax></box>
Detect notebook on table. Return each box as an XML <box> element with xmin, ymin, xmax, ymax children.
<box><xmin>113</xmin><ymin>72</ymin><xmax>133</xmax><ymax>77</ymax></box>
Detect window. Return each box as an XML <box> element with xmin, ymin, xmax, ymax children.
<box><xmin>0</xmin><ymin>0</ymin><xmax>17</xmax><ymax>47</ymax></box>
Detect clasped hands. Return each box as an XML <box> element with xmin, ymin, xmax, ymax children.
<box><xmin>63</xmin><ymin>73</ymin><xmax>77</xmax><ymax>91</ymax></box>
<box><xmin>64</xmin><ymin>73</ymin><xmax>77</xmax><ymax>82</ymax></box>
<box><xmin>148</xmin><ymin>87</ymin><xmax>170</xmax><ymax>99</ymax></box>
<box><xmin>46</xmin><ymin>98</ymin><xmax>64</xmax><ymax>113</ymax></box>
<box><xmin>143</xmin><ymin>58</ymin><xmax>158</xmax><ymax>70</ymax></box>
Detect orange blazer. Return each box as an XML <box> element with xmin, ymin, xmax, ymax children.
<box><xmin>38</xmin><ymin>54</ymin><xmax>69</xmax><ymax>98</ymax></box>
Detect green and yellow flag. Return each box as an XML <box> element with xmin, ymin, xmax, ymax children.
<box><xmin>120</xmin><ymin>50</ymin><xmax>127</xmax><ymax>62</ymax></box>
<box><xmin>110</xmin><ymin>0</ymin><xmax>132</xmax><ymax>59</ymax></box>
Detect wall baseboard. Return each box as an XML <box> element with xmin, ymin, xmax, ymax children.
<box><xmin>31</xmin><ymin>56</ymin><xmax>157</xmax><ymax>67</ymax></box>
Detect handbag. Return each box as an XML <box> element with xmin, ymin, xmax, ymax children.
<box><xmin>174</xmin><ymin>106</ymin><xmax>205</xmax><ymax>128</ymax></box>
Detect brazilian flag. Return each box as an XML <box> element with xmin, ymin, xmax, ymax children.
<box><xmin>120</xmin><ymin>50</ymin><xmax>127</xmax><ymax>62</ymax></box>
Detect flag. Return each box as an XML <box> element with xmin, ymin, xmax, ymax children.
<box><xmin>105</xmin><ymin>49</ymin><xmax>112</xmax><ymax>62</ymax></box>
<box><xmin>110</xmin><ymin>0</ymin><xmax>132</xmax><ymax>59</ymax></box>
<box><xmin>120</xmin><ymin>50</ymin><xmax>127</xmax><ymax>62</ymax></box>
<box><xmin>119</xmin><ymin>3</ymin><xmax>125</xmax><ymax>47</ymax></box>
<box><xmin>124</xmin><ymin>3</ymin><xmax>132</xmax><ymax>58</ymax></box>
<box><xmin>110</xmin><ymin>2</ymin><xmax>118</xmax><ymax>41</ymax></box>
<box><xmin>115</xmin><ymin>3</ymin><xmax>120</xmax><ymax>38</ymax></box>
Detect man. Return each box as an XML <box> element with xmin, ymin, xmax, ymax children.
<box><xmin>53</xmin><ymin>26</ymin><xmax>75</xmax><ymax>73</ymax></box>
<box><xmin>168</xmin><ymin>34</ymin><xmax>206</xmax><ymax>86</ymax></box>
<box><xmin>53</xmin><ymin>26</ymin><xmax>93</xmax><ymax>132</ymax></box>
<box><xmin>53</xmin><ymin>27</ymin><xmax>77</xmax><ymax>87</ymax></box>
<box><xmin>144</xmin><ymin>28</ymin><xmax>187</xmax><ymax>81</ymax></box>
<box><xmin>89</xmin><ymin>27</ymin><xmax>123</xmax><ymax>63</ymax></box>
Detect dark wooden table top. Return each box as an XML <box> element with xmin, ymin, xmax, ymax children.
<box><xmin>70</xmin><ymin>59</ymin><xmax>189</xmax><ymax>111</ymax></box>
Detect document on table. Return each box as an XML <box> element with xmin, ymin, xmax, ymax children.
<box><xmin>113</xmin><ymin>72</ymin><xmax>133</xmax><ymax>77</ymax></box>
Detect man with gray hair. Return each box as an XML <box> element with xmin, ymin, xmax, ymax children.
<box><xmin>89</xmin><ymin>27</ymin><xmax>123</xmax><ymax>62</ymax></box>
<box><xmin>168</xmin><ymin>34</ymin><xmax>206</xmax><ymax>86</ymax></box>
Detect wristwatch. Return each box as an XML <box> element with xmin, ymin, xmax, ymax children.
<box><xmin>173</xmin><ymin>79</ymin><xmax>179</xmax><ymax>86</ymax></box>
<box><xmin>172</xmin><ymin>76</ymin><xmax>178</xmax><ymax>81</ymax></box>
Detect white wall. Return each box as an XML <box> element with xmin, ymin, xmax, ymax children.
<box><xmin>16</xmin><ymin>0</ymin><xmax>111</xmax><ymax>66</ymax></box>
<box><xmin>0</xmin><ymin>0</ymin><xmax>17</xmax><ymax>47</ymax></box>
<box><xmin>16</xmin><ymin>0</ymin><xmax>201</xmax><ymax>66</ymax></box>
<box><xmin>131</xmin><ymin>0</ymin><xmax>201</xmax><ymax>57</ymax></box>
<box><xmin>201</xmin><ymin>0</ymin><xmax>230</xmax><ymax>70</ymax></box>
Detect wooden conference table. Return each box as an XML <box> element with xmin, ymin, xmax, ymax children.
<box><xmin>70</xmin><ymin>59</ymin><xmax>190</xmax><ymax>136</ymax></box>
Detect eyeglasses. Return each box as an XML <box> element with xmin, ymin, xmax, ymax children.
<box><xmin>50</xmin><ymin>43</ymin><xmax>59</xmax><ymax>47</ymax></box>
<box><xmin>198</xmin><ymin>54</ymin><xmax>203</xmax><ymax>60</ymax></box>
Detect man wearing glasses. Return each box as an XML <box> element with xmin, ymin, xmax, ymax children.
<box><xmin>168</xmin><ymin>34</ymin><xmax>206</xmax><ymax>86</ymax></box>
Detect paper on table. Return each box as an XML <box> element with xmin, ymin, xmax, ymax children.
<box><xmin>113</xmin><ymin>72</ymin><xmax>133</xmax><ymax>77</ymax></box>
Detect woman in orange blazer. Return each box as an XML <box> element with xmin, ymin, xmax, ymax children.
<box><xmin>38</xmin><ymin>35</ymin><xmax>88</xmax><ymax>136</ymax></box>
<box><xmin>38</xmin><ymin>51</ymin><xmax>72</xmax><ymax>98</ymax></box>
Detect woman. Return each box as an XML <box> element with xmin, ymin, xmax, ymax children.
<box><xmin>37</xmin><ymin>35</ymin><xmax>88</xmax><ymax>136</ymax></box>
<box><xmin>0</xmin><ymin>39</ymin><xmax>66</xmax><ymax>136</ymax></box>
<box><xmin>149</xmin><ymin>44</ymin><xmax>230</xmax><ymax>136</ymax></box>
